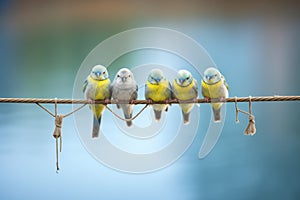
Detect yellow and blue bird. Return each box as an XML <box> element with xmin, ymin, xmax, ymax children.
<box><xmin>172</xmin><ymin>69</ymin><xmax>198</xmax><ymax>124</ymax></box>
<box><xmin>201</xmin><ymin>67</ymin><xmax>229</xmax><ymax>122</ymax></box>
<box><xmin>145</xmin><ymin>69</ymin><xmax>172</xmax><ymax>121</ymax></box>
<box><xmin>83</xmin><ymin>65</ymin><xmax>111</xmax><ymax>138</ymax></box>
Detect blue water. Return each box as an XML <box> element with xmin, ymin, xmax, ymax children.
<box><xmin>1</xmin><ymin>12</ymin><xmax>300</xmax><ymax>200</ymax></box>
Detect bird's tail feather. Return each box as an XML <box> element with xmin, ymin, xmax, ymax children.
<box><xmin>154</xmin><ymin>110</ymin><xmax>162</xmax><ymax>121</ymax></box>
<box><xmin>126</xmin><ymin>120</ymin><xmax>132</xmax><ymax>126</ymax></box>
<box><xmin>92</xmin><ymin>116</ymin><xmax>101</xmax><ymax>138</ymax></box>
<box><xmin>124</xmin><ymin>112</ymin><xmax>133</xmax><ymax>127</ymax></box>
<box><xmin>182</xmin><ymin>111</ymin><xmax>190</xmax><ymax>125</ymax></box>
<box><xmin>212</xmin><ymin>108</ymin><xmax>221</xmax><ymax>122</ymax></box>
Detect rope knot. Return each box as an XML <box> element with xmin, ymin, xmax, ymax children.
<box><xmin>235</xmin><ymin>96</ymin><xmax>257</xmax><ymax>136</ymax></box>
<box><xmin>53</xmin><ymin>115</ymin><xmax>63</xmax><ymax>138</ymax></box>
<box><xmin>36</xmin><ymin>98</ymin><xmax>87</xmax><ymax>172</ymax></box>
<box><xmin>244</xmin><ymin>96</ymin><xmax>256</xmax><ymax>136</ymax></box>
<box><xmin>244</xmin><ymin>114</ymin><xmax>256</xmax><ymax>136</ymax></box>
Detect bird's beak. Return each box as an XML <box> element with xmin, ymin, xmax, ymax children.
<box><xmin>96</xmin><ymin>72</ymin><xmax>101</xmax><ymax>77</ymax></box>
<box><xmin>206</xmin><ymin>75</ymin><xmax>212</xmax><ymax>81</ymax></box>
<box><xmin>121</xmin><ymin>77</ymin><xmax>126</xmax><ymax>82</ymax></box>
<box><xmin>179</xmin><ymin>78</ymin><xmax>184</xmax><ymax>85</ymax></box>
<box><xmin>155</xmin><ymin>78</ymin><xmax>161</xmax><ymax>84</ymax></box>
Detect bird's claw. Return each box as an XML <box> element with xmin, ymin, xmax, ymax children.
<box><xmin>165</xmin><ymin>99</ymin><xmax>170</xmax><ymax>104</ymax></box>
<box><xmin>87</xmin><ymin>99</ymin><xmax>95</xmax><ymax>104</ymax></box>
<box><xmin>219</xmin><ymin>97</ymin><xmax>226</xmax><ymax>102</ymax></box>
<box><xmin>147</xmin><ymin>99</ymin><xmax>153</xmax><ymax>104</ymax></box>
<box><xmin>204</xmin><ymin>97</ymin><xmax>211</xmax><ymax>103</ymax></box>
<box><xmin>193</xmin><ymin>98</ymin><xmax>198</xmax><ymax>103</ymax></box>
<box><xmin>130</xmin><ymin>99</ymin><xmax>135</xmax><ymax>104</ymax></box>
<box><xmin>104</xmin><ymin>98</ymin><xmax>110</xmax><ymax>104</ymax></box>
<box><xmin>104</xmin><ymin>98</ymin><xmax>110</xmax><ymax>105</ymax></box>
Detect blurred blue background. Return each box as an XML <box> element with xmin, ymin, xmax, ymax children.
<box><xmin>1</xmin><ymin>0</ymin><xmax>300</xmax><ymax>199</ymax></box>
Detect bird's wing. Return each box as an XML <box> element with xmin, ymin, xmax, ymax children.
<box><xmin>222</xmin><ymin>76</ymin><xmax>229</xmax><ymax>90</ymax></box>
<box><xmin>168</xmin><ymin>81</ymin><xmax>173</xmax><ymax>100</ymax></box>
<box><xmin>82</xmin><ymin>79</ymin><xmax>88</xmax><ymax>93</ymax></box>
<box><xmin>145</xmin><ymin>83</ymin><xmax>150</xmax><ymax>99</ymax></box>
<box><xmin>193</xmin><ymin>79</ymin><xmax>199</xmax><ymax>97</ymax></box>
<box><xmin>201</xmin><ymin>80</ymin><xmax>210</xmax><ymax>98</ymax></box>
<box><xmin>108</xmin><ymin>82</ymin><xmax>113</xmax><ymax>99</ymax></box>
<box><xmin>131</xmin><ymin>84</ymin><xmax>138</xmax><ymax>100</ymax></box>
<box><xmin>110</xmin><ymin>81</ymin><xmax>118</xmax><ymax>99</ymax></box>
<box><xmin>170</xmin><ymin>82</ymin><xmax>176</xmax><ymax>99</ymax></box>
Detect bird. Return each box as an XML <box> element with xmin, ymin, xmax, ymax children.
<box><xmin>83</xmin><ymin>65</ymin><xmax>111</xmax><ymax>138</ymax></box>
<box><xmin>111</xmin><ymin>68</ymin><xmax>138</xmax><ymax>127</ymax></box>
<box><xmin>201</xmin><ymin>67</ymin><xmax>229</xmax><ymax>122</ymax></box>
<box><xmin>172</xmin><ymin>69</ymin><xmax>198</xmax><ymax>124</ymax></box>
<box><xmin>145</xmin><ymin>69</ymin><xmax>172</xmax><ymax>121</ymax></box>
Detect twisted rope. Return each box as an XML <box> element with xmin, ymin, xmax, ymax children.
<box><xmin>0</xmin><ymin>95</ymin><xmax>299</xmax><ymax>104</ymax></box>
<box><xmin>105</xmin><ymin>104</ymin><xmax>149</xmax><ymax>122</ymax></box>
<box><xmin>1</xmin><ymin>95</ymin><xmax>299</xmax><ymax>172</ymax></box>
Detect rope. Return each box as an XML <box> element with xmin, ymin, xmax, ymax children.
<box><xmin>35</xmin><ymin>99</ymin><xmax>87</xmax><ymax>172</ymax></box>
<box><xmin>0</xmin><ymin>95</ymin><xmax>300</xmax><ymax>104</ymax></box>
<box><xmin>235</xmin><ymin>96</ymin><xmax>256</xmax><ymax>136</ymax></box>
<box><xmin>1</xmin><ymin>95</ymin><xmax>298</xmax><ymax>172</ymax></box>
<box><xmin>105</xmin><ymin>104</ymin><xmax>149</xmax><ymax>122</ymax></box>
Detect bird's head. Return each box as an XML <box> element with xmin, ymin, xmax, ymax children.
<box><xmin>147</xmin><ymin>69</ymin><xmax>165</xmax><ymax>85</ymax></box>
<box><xmin>115</xmin><ymin>68</ymin><xmax>135</xmax><ymax>84</ymax></box>
<box><xmin>90</xmin><ymin>65</ymin><xmax>109</xmax><ymax>81</ymax></box>
<box><xmin>175</xmin><ymin>69</ymin><xmax>193</xmax><ymax>87</ymax></box>
<box><xmin>203</xmin><ymin>67</ymin><xmax>222</xmax><ymax>84</ymax></box>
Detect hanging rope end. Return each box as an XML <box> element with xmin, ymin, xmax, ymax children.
<box><xmin>244</xmin><ymin>115</ymin><xmax>256</xmax><ymax>136</ymax></box>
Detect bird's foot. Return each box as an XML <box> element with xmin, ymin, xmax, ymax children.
<box><xmin>104</xmin><ymin>98</ymin><xmax>110</xmax><ymax>105</ymax></box>
<box><xmin>219</xmin><ymin>97</ymin><xmax>226</xmax><ymax>102</ymax></box>
<box><xmin>165</xmin><ymin>99</ymin><xmax>170</xmax><ymax>104</ymax></box>
<box><xmin>204</xmin><ymin>97</ymin><xmax>211</xmax><ymax>103</ymax></box>
<box><xmin>193</xmin><ymin>98</ymin><xmax>198</xmax><ymax>103</ymax></box>
<box><xmin>130</xmin><ymin>99</ymin><xmax>135</xmax><ymax>104</ymax></box>
<box><xmin>87</xmin><ymin>99</ymin><xmax>95</xmax><ymax>104</ymax></box>
<box><xmin>147</xmin><ymin>99</ymin><xmax>153</xmax><ymax>104</ymax></box>
<box><xmin>173</xmin><ymin>98</ymin><xmax>179</xmax><ymax>103</ymax></box>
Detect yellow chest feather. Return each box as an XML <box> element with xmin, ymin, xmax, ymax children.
<box><xmin>146</xmin><ymin>80</ymin><xmax>169</xmax><ymax>101</ymax></box>
<box><xmin>201</xmin><ymin>80</ymin><xmax>223</xmax><ymax>98</ymax></box>
<box><xmin>88</xmin><ymin>76</ymin><xmax>110</xmax><ymax>100</ymax></box>
<box><xmin>173</xmin><ymin>79</ymin><xmax>196</xmax><ymax>100</ymax></box>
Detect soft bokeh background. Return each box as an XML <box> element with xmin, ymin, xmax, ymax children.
<box><xmin>1</xmin><ymin>0</ymin><xmax>300</xmax><ymax>199</ymax></box>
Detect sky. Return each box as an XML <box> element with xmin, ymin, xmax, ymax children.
<box><xmin>0</xmin><ymin>1</ymin><xmax>300</xmax><ymax>199</ymax></box>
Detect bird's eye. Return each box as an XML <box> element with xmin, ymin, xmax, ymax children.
<box><xmin>128</xmin><ymin>75</ymin><xmax>131</xmax><ymax>78</ymax></box>
<box><xmin>214</xmin><ymin>74</ymin><xmax>217</xmax><ymax>77</ymax></box>
<box><xmin>117</xmin><ymin>75</ymin><xmax>120</xmax><ymax>78</ymax></box>
<box><xmin>186</xmin><ymin>76</ymin><xmax>190</xmax><ymax>80</ymax></box>
<box><xmin>103</xmin><ymin>71</ymin><xmax>106</xmax><ymax>74</ymax></box>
